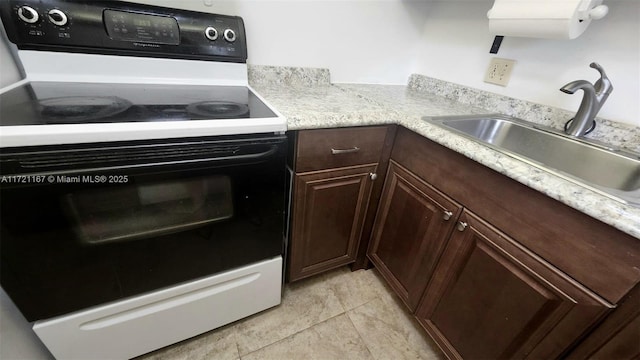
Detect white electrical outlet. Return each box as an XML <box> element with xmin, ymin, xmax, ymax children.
<box><xmin>484</xmin><ymin>58</ymin><xmax>516</xmax><ymax>86</ymax></box>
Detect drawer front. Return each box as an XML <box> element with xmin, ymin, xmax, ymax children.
<box><xmin>32</xmin><ymin>257</ymin><xmax>282</xmax><ymax>360</ymax></box>
<box><xmin>296</xmin><ymin>126</ymin><xmax>388</xmax><ymax>172</ymax></box>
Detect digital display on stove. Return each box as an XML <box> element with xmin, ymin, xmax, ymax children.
<box><xmin>103</xmin><ymin>10</ymin><xmax>180</xmax><ymax>45</ymax></box>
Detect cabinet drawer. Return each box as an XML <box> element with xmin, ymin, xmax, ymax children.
<box><xmin>296</xmin><ymin>126</ymin><xmax>388</xmax><ymax>172</ymax></box>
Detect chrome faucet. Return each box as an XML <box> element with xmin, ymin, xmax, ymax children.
<box><xmin>560</xmin><ymin>62</ymin><xmax>613</xmax><ymax>137</ymax></box>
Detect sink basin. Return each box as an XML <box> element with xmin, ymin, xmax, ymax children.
<box><xmin>423</xmin><ymin>114</ymin><xmax>640</xmax><ymax>206</ymax></box>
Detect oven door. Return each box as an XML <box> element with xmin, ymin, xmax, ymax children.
<box><xmin>0</xmin><ymin>134</ymin><xmax>287</xmax><ymax>322</ymax></box>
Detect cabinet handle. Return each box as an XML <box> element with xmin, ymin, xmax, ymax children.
<box><xmin>443</xmin><ymin>210</ymin><xmax>453</xmax><ymax>221</ymax></box>
<box><xmin>331</xmin><ymin>147</ymin><xmax>360</xmax><ymax>155</ymax></box>
<box><xmin>457</xmin><ymin>221</ymin><xmax>468</xmax><ymax>232</ymax></box>
<box><xmin>369</xmin><ymin>173</ymin><xmax>377</xmax><ymax>181</ymax></box>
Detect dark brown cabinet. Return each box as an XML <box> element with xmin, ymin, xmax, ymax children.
<box><xmin>287</xmin><ymin>126</ymin><xmax>395</xmax><ymax>282</ymax></box>
<box><xmin>365</xmin><ymin>127</ymin><xmax>639</xmax><ymax>359</ymax></box>
<box><xmin>289</xmin><ymin>164</ymin><xmax>377</xmax><ymax>281</ymax></box>
<box><xmin>416</xmin><ymin>210</ymin><xmax>612</xmax><ymax>359</ymax></box>
<box><xmin>368</xmin><ymin>160</ymin><xmax>462</xmax><ymax>311</ymax></box>
<box><xmin>567</xmin><ymin>283</ymin><xmax>640</xmax><ymax>359</ymax></box>
<box><xmin>289</xmin><ymin>125</ymin><xmax>640</xmax><ymax>358</ymax></box>
<box><xmin>390</xmin><ymin>127</ymin><xmax>640</xmax><ymax>306</ymax></box>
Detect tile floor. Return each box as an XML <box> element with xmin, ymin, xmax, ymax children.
<box><xmin>137</xmin><ymin>266</ymin><xmax>444</xmax><ymax>360</ymax></box>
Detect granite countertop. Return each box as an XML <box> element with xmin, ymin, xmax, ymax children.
<box><xmin>250</xmin><ymin>78</ymin><xmax>640</xmax><ymax>240</ymax></box>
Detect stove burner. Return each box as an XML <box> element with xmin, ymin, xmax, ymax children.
<box><xmin>186</xmin><ymin>101</ymin><xmax>250</xmax><ymax>119</ymax></box>
<box><xmin>39</xmin><ymin>96</ymin><xmax>132</xmax><ymax>122</ymax></box>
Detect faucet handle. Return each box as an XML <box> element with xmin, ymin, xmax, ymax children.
<box><xmin>589</xmin><ymin>62</ymin><xmax>612</xmax><ymax>95</ymax></box>
<box><xmin>590</xmin><ymin>62</ymin><xmax>607</xmax><ymax>77</ymax></box>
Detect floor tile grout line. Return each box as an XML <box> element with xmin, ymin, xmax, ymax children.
<box><xmin>345</xmin><ymin>295</ymin><xmax>382</xmax><ymax>314</ymax></box>
<box><xmin>325</xmin><ymin>276</ymin><xmax>355</xmax><ymax>314</ymax></box>
<box><xmin>345</xmin><ymin>295</ymin><xmax>386</xmax><ymax>360</ymax></box>
<box><xmin>235</xmin><ymin>275</ymin><xmax>350</xmax><ymax>357</ymax></box>
<box><xmin>236</xmin><ymin>341</ymin><xmax>242</xmax><ymax>360</ymax></box>
<box><xmin>349</xmin><ymin>288</ymin><xmax>447</xmax><ymax>360</ymax></box>
<box><xmin>326</xmin><ymin>267</ymin><xmax>389</xmax><ymax>312</ymax></box>
<box><xmin>238</xmin><ymin>311</ymin><xmax>349</xmax><ymax>358</ymax></box>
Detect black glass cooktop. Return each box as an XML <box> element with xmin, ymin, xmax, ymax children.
<box><xmin>0</xmin><ymin>82</ymin><xmax>277</xmax><ymax>125</ymax></box>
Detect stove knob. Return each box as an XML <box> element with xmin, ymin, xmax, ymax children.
<box><xmin>47</xmin><ymin>9</ymin><xmax>68</xmax><ymax>27</ymax></box>
<box><xmin>17</xmin><ymin>6</ymin><xmax>39</xmax><ymax>24</ymax></box>
<box><xmin>205</xmin><ymin>26</ymin><xmax>218</xmax><ymax>41</ymax></box>
<box><xmin>223</xmin><ymin>28</ymin><xmax>236</xmax><ymax>43</ymax></box>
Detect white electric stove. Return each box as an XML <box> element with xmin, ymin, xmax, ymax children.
<box><xmin>0</xmin><ymin>1</ymin><xmax>287</xmax><ymax>359</ymax></box>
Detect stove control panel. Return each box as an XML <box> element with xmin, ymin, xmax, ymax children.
<box><xmin>0</xmin><ymin>0</ymin><xmax>248</xmax><ymax>63</ymax></box>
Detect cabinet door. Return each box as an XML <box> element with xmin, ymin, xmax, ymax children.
<box><xmin>368</xmin><ymin>161</ymin><xmax>462</xmax><ymax>311</ymax></box>
<box><xmin>288</xmin><ymin>164</ymin><xmax>377</xmax><ymax>282</ymax></box>
<box><xmin>416</xmin><ymin>211</ymin><xmax>613</xmax><ymax>360</ymax></box>
<box><xmin>567</xmin><ymin>282</ymin><xmax>640</xmax><ymax>360</ymax></box>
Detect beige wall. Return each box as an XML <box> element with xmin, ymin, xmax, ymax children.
<box><xmin>411</xmin><ymin>0</ymin><xmax>640</xmax><ymax>126</ymax></box>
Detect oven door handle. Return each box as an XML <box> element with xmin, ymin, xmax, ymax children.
<box><xmin>5</xmin><ymin>145</ymin><xmax>281</xmax><ymax>177</ymax></box>
<box><xmin>68</xmin><ymin>144</ymin><xmax>279</xmax><ymax>174</ymax></box>
<box><xmin>148</xmin><ymin>144</ymin><xmax>280</xmax><ymax>168</ymax></box>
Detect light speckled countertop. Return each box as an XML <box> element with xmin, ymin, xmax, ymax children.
<box><xmin>251</xmin><ymin>76</ymin><xmax>640</xmax><ymax>240</ymax></box>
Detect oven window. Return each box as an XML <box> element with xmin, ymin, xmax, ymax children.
<box><xmin>65</xmin><ymin>176</ymin><xmax>234</xmax><ymax>245</ymax></box>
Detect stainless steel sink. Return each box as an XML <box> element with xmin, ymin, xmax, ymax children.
<box><xmin>423</xmin><ymin>114</ymin><xmax>640</xmax><ymax>206</ymax></box>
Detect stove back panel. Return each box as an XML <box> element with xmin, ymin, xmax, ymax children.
<box><xmin>0</xmin><ymin>0</ymin><xmax>247</xmax><ymax>63</ymax></box>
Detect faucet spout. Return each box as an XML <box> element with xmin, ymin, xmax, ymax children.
<box><xmin>560</xmin><ymin>80</ymin><xmax>597</xmax><ymax>136</ymax></box>
<box><xmin>560</xmin><ymin>63</ymin><xmax>613</xmax><ymax>137</ymax></box>
<box><xmin>560</xmin><ymin>79</ymin><xmax>595</xmax><ymax>95</ymax></box>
